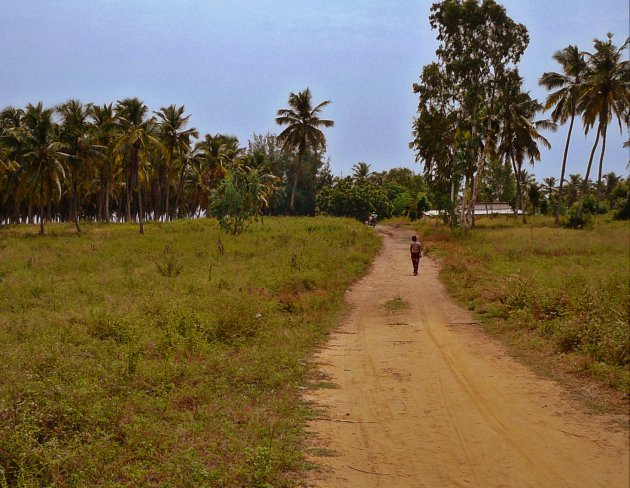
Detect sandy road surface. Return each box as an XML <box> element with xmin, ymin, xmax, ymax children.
<box><xmin>304</xmin><ymin>225</ymin><xmax>629</xmax><ymax>488</ymax></box>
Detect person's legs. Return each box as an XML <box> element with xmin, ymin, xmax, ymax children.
<box><xmin>412</xmin><ymin>255</ymin><xmax>419</xmax><ymax>275</ymax></box>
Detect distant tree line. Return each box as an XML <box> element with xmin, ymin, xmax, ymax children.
<box><xmin>0</xmin><ymin>90</ymin><xmax>337</xmax><ymax>234</ymax></box>
<box><xmin>410</xmin><ymin>0</ymin><xmax>629</xmax><ymax>228</ymax></box>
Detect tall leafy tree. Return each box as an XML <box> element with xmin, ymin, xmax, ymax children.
<box><xmin>276</xmin><ymin>88</ymin><xmax>333</xmax><ymax>213</ymax></box>
<box><xmin>539</xmin><ymin>45</ymin><xmax>588</xmax><ymax>224</ymax></box>
<box><xmin>565</xmin><ymin>173</ymin><xmax>583</xmax><ymax>207</ymax></box>
<box><xmin>114</xmin><ymin>98</ymin><xmax>163</xmax><ymax>234</ymax></box>
<box><xmin>497</xmin><ymin>79</ymin><xmax>555</xmax><ymax>223</ymax></box>
<box><xmin>188</xmin><ymin>133</ymin><xmax>237</xmax><ymax>216</ymax></box>
<box><xmin>543</xmin><ymin>176</ymin><xmax>560</xmax><ymax>199</ymax></box>
<box><xmin>14</xmin><ymin>103</ymin><xmax>65</xmax><ymax>234</ymax></box>
<box><xmin>411</xmin><ymin>62</ymin><xmax>466</xmax><ymax>226</ymax></box>
<box><xmin>426</xmin><ymin>0</ymin><xmax>529</xmax><ymax>228</ymax></box>
<box><xmin>89</xmin><ymin>103</ymin><xmax>119</xmax><ymax>223</ymax></box>
<box><xmin>576</xmin><ymin>34</ymin><xmax>630</xmax><ymax>218</ymax></box>
<box><xmin>0</xmin><ymin>107</ymin><xmax>26</xmax><ymax>223</ymax></box>
<box><xmin>154</xmin><ymin>105</ymin><xmax>198</xmax><ymax>221</ymax></box>
<box><xmin>57</xmin><ymin>99</ymin><xmax>93</xmax><ymax>232</ymax></box>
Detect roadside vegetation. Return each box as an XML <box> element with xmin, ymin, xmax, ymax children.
<box><xmin>412</xmin><ymin>215</ymin><xmax>629</xmax><ymax>409</ymax></box>
<box><xmin>0</xmin><ymin>217</ymin><xmax>380</xmax><ymax>486</ymax></box>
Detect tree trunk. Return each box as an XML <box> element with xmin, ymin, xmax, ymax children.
<box><xmin>174</xmin><ymin>156</ymin><xmax>188</xmax><ymax>220</ymax></box>
<box><xmin>125</xmin><ymin>183</ymin><xmax>132</xmax><ymax>222</ymax></box>
<box><xmin>105</xmin><ymin>181</ymin><xmax>111</xmax><ymax>224</ymax></box>
<box><xmin>289</xmin><ymin>148</ymin><xmax>304</xmax><ymax>214</ymax></box>
<box><xmin>165</xmin><ymin>147</ymin><xmax>174</xmax><ymax>221</ymax></box>
<box><xmin>75</xmin><ymin>183</ymin><xmax>82</xmax><ymax>234</ymax></box>
<box><xmin>28</xmin><ymin>197</ymin><xmax>33</xmax><ymax>225</ymax></box>
<box><xmin>511</xmin><ymin>156</ymin><xmax>524</xmax><ymax>223</ymax></box>
<box><xmin>138</xmin><ymin>188</ymin><xmax>144</xmax><ymax>234</ymax></box>
<box><xmin>576</xmin><ymin>127</ymin><xmax>601</xmax><ymax>219</ymax></box>
<box><xmin>165</xmin><ymin>182</ymin><xmax>170</xmax><ymax>222</ymax></box>
<box><xmin>449</xmin><ymin>178</ymin><xmax>456</xmax><ymax>227</ymax></box>
<box><xmin>595</xmin><ymin>121</ymin><xmax>608</xmax><ymax>213</ymax></box>
<box><xmin>460</xmin><ymin>173</ymin><xmax>469</xmax><ymax>226</ymax></box>
<box><xmin>39</xmin><ymin>183</ymin><xmax>45</xmax><ymax>235</ymax></box>
<box><xmin>555</xmin><ymin>113</ymin><xmax>575</xmax><ymax>225</ymax></box>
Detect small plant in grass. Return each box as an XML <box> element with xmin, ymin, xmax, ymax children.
<box><xmin>155</xmin><ymin>245</ymin><xmax>184</xmax><ymax>277</ymax></box>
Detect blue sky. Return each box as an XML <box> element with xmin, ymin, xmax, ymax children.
<box><xmin>1</xmin><ymin>0</ymin><xmax>628</xmax><ymax>180</ymax></box>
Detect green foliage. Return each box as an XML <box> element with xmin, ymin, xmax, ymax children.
<box><xmin>566</xmin><ymin>201</ymin><xmax>593</xmax><ymax>228</ymax></box>
<box><xmin>415</xmin><ymin>192</ymin><xmax>432</xmax><ymax>217</ymax></box>
<box><xmin>613</xmin><ymin>196</ymin><xmax>630</xmax><ymax>220</ymax></box>
<box><xmin>0</xmin><ymin>218</ymin><xmax>380</xmax><ymax>486</ymax></box>
<box><xmin>610</xmin><ymin>181</ymin><xmax>630</xmax><ymax>220</ymax></box>
<box><xmin>392</xmin><ymin>192</ymin><xmax>413</xmax><ymax>217</ymax></box>
<box><xmin>317</xmin><ymin>179</ymin><xmax>393</xmax><ymax>221</ymax></box>
<box><xmin>211</xmin><ymin>165</ymin><xmax>279</xmax><ymax>234</ymax></box>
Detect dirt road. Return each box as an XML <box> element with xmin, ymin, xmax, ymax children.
<box><xmin>304</xmin><ymin>226</ymin><xmax>629</xmax><ymax>488</ymax></box>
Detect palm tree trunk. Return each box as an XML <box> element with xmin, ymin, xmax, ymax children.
<box><xmin>28</xmin><ymin>197</ymin><xmax>33</xmax><ymax>225</ymax></box>
<box><xmin>595</xmin><ymin>121</ymin><xmax>608</xmax><ymax>212</ymax></box>
<box><xmin>165</xmin><ymin>183</ymin><xmax>170</xmax><ymax>222</ymax></box>
<box><xmin>555</xmin><ymin>113</ymin><xmax>575</xmax><ymax>225</ymax></box>
<box><xmin>125</xmin><ymin>183</ymin><xmax>132</xmax><ymax>222</ymax></box>
<box><xmin>138</xmin><ymin>187</ymin><xmax>144</xmax><ymax>234</ymax></box>
<box><xmin>289</xmin><ymin>149</ymin><xmax>304</xmax><ymax>214</ymax></box>
<box><xmin>72</xmin><ymin>179</ymin><xmax>81</xmax><ymax>233</ymax></box>
<box><xmin>105</xmin><ymin>181</ymin><xmax>111</xmax><ymax>224</ymax></box>
<box><xmin>576</xmin><ymin>127</ymin><xmax>601</xmax><ymax>219</ymax></box>
<box><xmin>39</xmin><ymin>183</ymin><xmax>45</xmax><ymax>235</ymax></box>
<box><xmin>174</xmin><ymin>157</ymin><xmax>188</xmax><ymax>220</ymax></box>
<box><xmin>511</xmin><ymin>156</ymin><xmax>525</xmax><ymax>223</ymax></box>
<box><xmin>164</xmin><ymin>148</ymin><xmax>174</xmax><ymax>221</ymax></box>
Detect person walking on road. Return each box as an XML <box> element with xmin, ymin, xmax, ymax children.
<box><xmin>410</xmin><ymin>235</ymin><xmax>421</xmax><ymax>275</ymax></box>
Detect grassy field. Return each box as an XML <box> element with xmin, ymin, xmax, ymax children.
<box><xmin>0</xmin><ymin>217</ymin><xmax>380</xmax><ymax>487</ymax></box>
<box><xmin>412</xmin><ymin>215</ymin><xmax>629</xmax><ymax>410</ymax></box>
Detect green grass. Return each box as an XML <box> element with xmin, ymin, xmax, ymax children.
<box><xmin>382</xmin><ymin>296</ymin><xmax>409</xmax><ymax>314</ymax></box>
<box><xmin>413</xmin><ymin>215</ymin><xmax>630</xmax><ymax>405</ymax></box>
<box><xmin>0</xmin><ymin>217</ymin><xmax>380</xmax><ymax>487</ymax></box>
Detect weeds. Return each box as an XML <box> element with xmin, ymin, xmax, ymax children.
<box><xmin>155</xmin><ymin>245</ymin><xmax>184</xmax><ymax>277</ymax></box>
<box><xmin>0</xmin><ymin>217</ymin><xmax>380</xmax><ymax>486</ymax></box>
<box><xmin>383</xmin><ymin>296</ymin><xmax>409</xmax><ymax>314</ymax></box>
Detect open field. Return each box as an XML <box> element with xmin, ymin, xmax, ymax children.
<box><xmin>411</xmin><ymin>215</ymin><xmax>630</xmax><ymax>410</ymax></box>
<box><xmin>0</xmin><ymin>217</ymin><xmax>380</xmax><ymax>486</ymax></box>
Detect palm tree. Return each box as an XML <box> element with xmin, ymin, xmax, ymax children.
<box><xmin>57</xmin><ymin>99</ymin><xmax>93</xmax><ymax>232</ymax></box>
<box><xmin>542</xmin><ymin>176</ymin><xmax>557</xmax><ymax>198</ymax></box>
<box><xmin>603</xmin><ymin>171</ymin><xmax>622</xmax><ymax>203</ymax></box>
<box><xmin>352</xmin><ymin>161</ymin><xmax>372</xmax><ymax>180</ymax></box>
<box><xmin>114</xmin><ymin>98</ymin><xmax>163</xmax><ymax>233</ymax></box>
<box><xmin>576</xmin><ymin>34</ymin><xmax>630</xmax><ymax>218</ymax></box>
<box><xmin>498</xmin><ymin>84</ymin><xmax>555</xmax><ymax>223</ymax></box>
<box><xmin>0</xmin><ymin>106</ymin><xmax>27</xmax><ymax>223</ymax></box>
<box><xmin>189</xmin><ymin>134</ymin><xmax>239</xmax><ymax>217</ymax></box>
<box><xmin>276</xmin><ymin>88</ymin><xmax>333</xmax><ymax>213</ymax></box>
<box><xmin>539</xmin><ymin>45</ymin><xmax>588</xmax><ymax>224</ymax></box>
<box><xmin>89</xmin><ymin>103</ymin><xmax>119</xmax><ymax>223</ymax></box>
<box><xmin>13</xmin><ymin>103</ymin><xmax>65</xmax><ymax>234</ymax></box>
<box><xmin>564</xmin><ymin>173</ymin><xmax>583</xmax><ymax>207</ymax></box>
<box><xmin>154</xmin><ymin>105</ymin><xmax>198</xmax><ymax>221</ymax></box>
